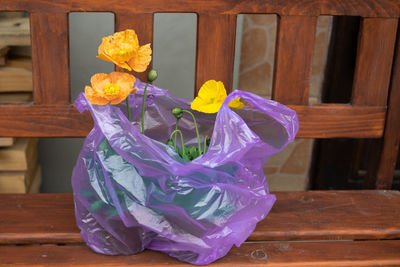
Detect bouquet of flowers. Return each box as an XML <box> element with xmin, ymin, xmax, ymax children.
<box><xmin>72</xmin><ymin>29</ymin><xmax>299</xmax><ymax>265</ymax></box>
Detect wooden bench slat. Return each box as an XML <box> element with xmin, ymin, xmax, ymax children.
<box><xmin>1</xmin><ymin>191</ymin><xmax>399</xmax><ymax>245</ymax></box>
<box><xmin>292</xmin><ymin>104</ymin><xmax>385</xmax><ymax>138</ymax></box>
<box><xmin>352</xmin><ymin>18</ymin><xmax>398</xmax><ymax>106</ymax></box>
<box><xmin>0</xmin><ymin>104</ymin><xmax>385</xmax><ymax>138</ymax></box>
<box><xmin>375</xmin><ymin>27</ymin><xmax>400</xmax><ymax>189</ymax></box>
<box><xmin>2</xmin><ymin>0</ymin><xmax>400</xmax><ymax>17</ymax></box>
<box><xmin>0</xmin><ymin>193</ymin><xmax>80</xmax><ymax>244</ymax></box>
<box><xmin>1</xmin><ymin>240</ymin><xmax>400</xmax><ymax>266</ymax></box>
<box><xmin>195</xmin><ymin>14</ymin><xmax>236</xmax><ymax>95</ymax></box>
<box><xmin>30</xmin><ymin>12</ymin><xmax>70</xmax><ymax>105</ymax></box>
<box><xmin>272</xmin><ymin>15</ymin><xmax>317</xmax><ymax>105</ymax></box>
<box><xmin>115</xmin><ymin>12</ymin><xmax>153</xmax><ymax>82</ymax></box>
<box><xmin>251</xmin><ymin>190</ymin><xmax>400</xmax><ymax>241</ymax></box>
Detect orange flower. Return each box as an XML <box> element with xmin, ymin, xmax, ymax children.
<box><xmin>97</xmin><ymin>29</ymin><xmax>152</xmax><ymax>72</ymax></box>
<box><xmin>85</xmin><ymin>72</ymin><xmax>136</xmax><ymax>105</ymax></box>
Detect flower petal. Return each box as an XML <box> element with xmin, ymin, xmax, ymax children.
<box><xmin>191</xmin><ymin>97</ymin><xmax>221</xmax><ymax>113</ymax></box>
<box><xmin>90</xmin><ymin>73</ymin><xmax>111</xmax><ymax>95</ymax></box>
<box><xmin>97</xmin><ymin>30</ymin><xmax>140</xmax><ymax>70</ymax></box>
<box><xmin>97</xmin><ymin>37</ymin><xmax>122</xmax><ymax>65</ymax></box>
<box><xmin>228</xmin><ymin>97</ymin><xmax>245</xmax><ymax>109</ymax></box>
<box><xmin>191</xmin><ymin>80</ymin><xmax>228</xmax><ymax>113</ymax></box>
<box><xmin>128</xmin><ymin>43</ymin><xmax>152</xmax><ymax>73</ymax></box>
<box><xmin>97</xmin><ymin>38</ymin><xmax>108</xmax><ymax>58</ymax></box>
<box><xmin>109</xmin><ymin>87</ymin><xmax>137</xmax><ymax>105</ymax></box>
<box><xmin>85</xmin><ymin>86</ymin><xmax>109</xmax><ymax>105</ymax></box>
<box><xmin>114</xmin><ymin>29</ymin><xmax>139</xmax><ymax>51</ymax></box>
<box><xmin>191</xmin><ymin>97</ymin><xmax>207</xmax><ymax>111</ymax></box>
<box><xmin>108</xmin><ymin>72</ymin><xmax>136</xmax><ymax>105</ymax></box>
<box><xmin>110</xmin><ymin>72</ymin><xmax>136</xmax><ymax>93</ymax></box>
<box><xmin>97</xmin><ymin>52</ymin><xmax>133</xmax><ymax>71</ymax></box>
<box><xmin>197</xmin><ymin>80</ymin><xmax>227</xmax><ymax>102</ymax></box>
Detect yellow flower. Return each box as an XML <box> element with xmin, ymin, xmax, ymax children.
<box><xmin>228</xmin><ymin>97</ymin><xmax>245</xmax><ymax>109</ymax></box>
<box><xmin>85</xmin><ymin>72</ymin><xmax>136</xmax><ymax>105</ymax></box>
<box><xmin>97</xmin><ymin>29</ymin><xmax>152</xmax><ymax>72</ymax></box>
<box><xmin>190</xmin><ymin>80</ymin><xmax>244</xmax><ymax>113</ymax></box>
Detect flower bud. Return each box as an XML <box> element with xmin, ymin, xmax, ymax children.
<box><xmin>205</xmin><ymin>136</ymin><xmax>210</xmax><ymax>146</ymax></box>
<box><xmin>172</xmin><ymin>108</ymin><xmax>183</xmax><ymax>119</ymax></box>
<box><xmin>147</xmin><ymin>69</ymin><xmax>158</xmax><ymax>82</ymax></box>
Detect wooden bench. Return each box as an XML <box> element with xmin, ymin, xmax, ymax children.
<box><xmin>1</xmin><ymin>0</ymin><xmax>400</xmax><ymax>266</ymax></box>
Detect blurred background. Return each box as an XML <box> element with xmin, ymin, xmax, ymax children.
<box><xmin>0</xmin><ymin>12</ymin><xmax>398</xmax><ymax>193</ymax></box>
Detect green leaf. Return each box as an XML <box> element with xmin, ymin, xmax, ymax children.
<box><xmin>189</xmin><ymin>146</ymin><xmax>196</xmax><ymax>157</ymax></box>
<box><xmin>182</xmin><ymin>153</ymin><xmax>191</xmax><ymax>162</ymax></box>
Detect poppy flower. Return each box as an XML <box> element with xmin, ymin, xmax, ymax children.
<box><xmin>190</xmin><ymin>80</ymin><xmax>244</xmax><ymax>113</ymax></box>
<box><xmin>97</xmin><ymin>29</ymin><xmax>152</xmax><ymax>72</ymax></box>
<box><xmin>85</xmin><ymin>72</ymin><xmax>136</xmax><ymax>105</ymax></box>
<box><xmin>227</xmin><ymin>97</ymin><xmax>245</xmax><ymax>109</ymax></box>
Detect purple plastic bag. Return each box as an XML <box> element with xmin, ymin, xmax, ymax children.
<box><xmin>72</xmin><ymin>80</ymin><xmax>299</xmax><ymax>265</ymax></box>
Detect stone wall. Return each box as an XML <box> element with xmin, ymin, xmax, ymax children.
<box><xmin>238</xmin><ymin>15</ymin><xmax>332</xmax><ymax>191</ymax></box>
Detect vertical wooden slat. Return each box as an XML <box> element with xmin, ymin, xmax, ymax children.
<box><xmin>375</xmin><ymin>27</ymin><xmax>400</xmax><ymax>189</ymax></box>
<box><xmin>352</xmin><ymin>18</ymin><xmax>398</xmax><ymax>106</ymax></box>
<box><xmin>30</xmin><ymin>13</ymin><xmax>70</xmax><ymax>105</ymax></box>
<box><xmin>115</xmin><ymin>13</ymin><xmax>154</xmax><ymax>82</ymax></box>
<box><xmin>272</xmin><ymin>16</ymin><xmax>317</xmax><ymax>105</ymax></box>
<box><xmin>195</xmin><ymin>14</ymin><xmax>236</xmax><ymax>95</ymax></box>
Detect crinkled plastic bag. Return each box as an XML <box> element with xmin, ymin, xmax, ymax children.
<box><xmin>72</xmin><ymin>80</ymin><xmax>299</xmax><ymax>265</ymax></box>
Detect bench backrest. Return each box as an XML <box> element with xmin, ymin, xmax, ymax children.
<box><xmin>1</xmin><ymin>0</ymin><xmax>399</xmax><ymax>188</ymax></box>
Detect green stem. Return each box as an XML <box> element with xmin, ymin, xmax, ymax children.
<box><xmin>182</xmin><ymin>109</ymin><xmax>202</xmax><ymax>154</ymax></box>
<box><xmin>174</xmin><ymin>119</ymin><xmax>180</xmax><ymax>152</ymax></box>
<box><xmin>141</xmin><ymin>82</ymin><xmax>149</xmax><ymax>134</ymax></box>
<box><xmin>122</xmin><ymin>68</ymin><xmax>132</xmax><ymax>122</ymax></box>
<box><xmin>169</xmin><ymin>129</ymin><xmax>185</xmax><ymax>155</ymax></box>
<box><xmin>203</xmin><ymin>136</ymin><xmax>208</xmax><ymax>154</ymax></box>
<box><xmin>126</xmin><ymin>97</ymin><xmax>131</xmax><ymax>121</ymax></box>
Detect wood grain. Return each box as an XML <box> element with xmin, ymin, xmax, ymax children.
<box><xmin>375</xmin><ymin>28</ymin><xmax>400</xmax><ymax>189</ymax></box>
<box><xmin>0</xmin><ymin>137</ymin><xmax>14</xmax><ymax>146</ymax></box>
<box><xmin>0</xmin><ymin>138</ymin><xmax>37</xmax><ymax>171</ymax></box>
<box><xmin>1</xmin><ymin>0</ymin><xmax>400</xmax><ymax>17</ymax></box>
<box><xmin>0</xmin><ymin>92</ymin><xmax>33</xmax><ymax>103</ymax></box>
<box><xmin>0</xmin><ymin>194</ymin><xmax>81</xmax><ymax>244</ymax></box>
<box><xmin>0</xmin><ymin>104</ymin><xmax>385</xmax><ymax>138</ymax></box>
<box><xmin>28</xmin><ymin>166</ymin><xmax>41</xmax><ymax>193</ymax></box>
<box><xmin>195</xmin><ymin>14</ymin><xmax>236</xmax><ymax>95</ymax></box>
<box><xmin>352</xmin><ymin>18</ymin><xmax>398</xmax><ymax>106</ymax></box>
<box><xmin>272</xmin><ymin>16</ymin><xmax>317</xmax><ymax>105</ymax></box>
<box><xmin>0</xmin><ymin>16</ymin><xmax>30</xmax><ymax>46</ymax></box>
<box><xmin>0</xmin><ymin>105</ymin><xmax>93</xmax><ymax>137</ymax></box>
<box><xmin>30</xmin><ymin>12</ymin><xmax>70</xmax><ymax>105</ymax></box>
<box><xmin>251</xmin><ymin>190</ymin><xmax>400</xmax><ymax>241</ymax></box>
<box><xmin>1</xmin><ymin>240</ymin><xmax>400</xmax><ymax>266</ymax></box>
<box><xmin>115</xmin><ymin>13</ymin><xmax>153</xmax><ymax>82</ymax></box>
<box><xmin>0</xmin><ymin>164</ymin><xmax>38</xmax><ymax>193</ymax></box>
<box><xmin>291</xmin><ymin>104</ymin><xmax>386</xmax><ymax>138</ymax></box>
<box><xmin>0</xmin><ymin>57</ymin><xmax>32</xmax><ymax>93</ymax></box>
<box><xmin>1</xmin><ymin>191</ymin><xmax>400</xmax><ymax>244</ymax></box>
<box><xmin>0</xmin><ymin>45</ymin><xmax>9</xmax><ymax>66</ymax></box>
